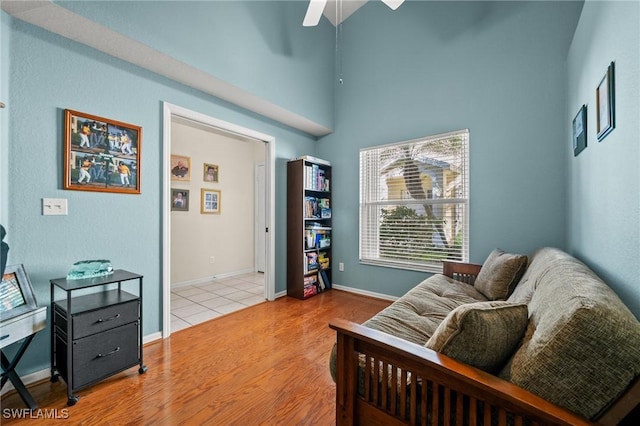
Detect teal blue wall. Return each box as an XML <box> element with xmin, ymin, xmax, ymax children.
<box><xmin>55</xmin><ymin>0</ymin><xmax>335</xmax><ymax>132</ymax></box>
<box><xmin>3</xmin><ymin>14</ymin><xmax>317</xmax><ymax>375</ymax></box>
<box><xmin>1</xmin><ymin>12</ymin><xmax>10</xmax><ymax>227</ymax></box>
<box><xmin>567</xmin><ymin>1</ymin><xmax>640</xmax><ymax>319</ymax></box>
<box><xmin>317</xmin><ymin>0</ymin><xmax>583</xmax><ymax>297</ymax></box>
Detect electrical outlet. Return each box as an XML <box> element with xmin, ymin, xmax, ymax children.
<box><xmin>43</xmin><ymin>198</ymin><xmax>68</xmax><ymax>215</ymax></box>
<box><xmin>338</xmin><ymin>262</ymin><xmax>344</xmax><ymax>272</ymax></box>
<box><xmin>209</xmin><ymin>256</ymin><xmax>215</xmax><ymax>264</ymax></box>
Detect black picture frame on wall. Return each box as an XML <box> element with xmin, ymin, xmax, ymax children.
<box><xmin>573</xmin><ymin>104</ymin><xmax>587</xmax><ymax>157</ymax></box>
<box><xmin>596</xmin><ymin>61</ymin><xmax>615</xmax><ymax>141</ymax></box>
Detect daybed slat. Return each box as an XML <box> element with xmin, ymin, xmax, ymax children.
<box><xmin>410</xmin><ymin>376</ymin><xmax>417</xmax><ymax>424</ymax></box>
<box><xmin>381</xmin><ymin>360</ymin><xmax>388</xmax><ymax>409</ymax></box>
<box><xmin>390</xmin><ymin>366</ymin><xmax>398</xmax><ymax>416</ymax></box>
<box><xmin>484</xmin><ymin>402</ymin><xmax>492</xmax><ymax>425</ymax></box>
<box><xmin>420</xmin><ymin>379</ymin><xmax>427</xmax><ymax>426</ymax></box>
<box><xmin>433</xmin><ymin>382</ymin><xmax>440</xmax><ymax>425</ymax></box>
<box><xmin>499</xmin><ymin>407</ymin><xmax>508</xmax><ymax>425</ymax></box>
<box><xmin>456</xmin><ymin>392</ymin><xmax>463</xmax><ymax>426</ymax></box>
<box><xmin>400</xmin><ymin>369</ymin><xmax>407</xmax><ymax>419</ymax></box>
<box><xmin>469</xmin><ymin>396</ymin><xmax>477</xmax><ymax>424</ymax></box>
<box><xmin>364</xmin><ymin>354</ymin><xmax>371</xmax><ymax>401</ymax></box>
<box><xmin>444</xmin><ymin>387</ymin><xmax>451</xmax><ymax>426</ymax></box>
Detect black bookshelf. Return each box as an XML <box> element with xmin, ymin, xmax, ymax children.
<box><xmin>287</xmin><ymin>158</ymin><xmax>332</xmax><ymax>299</ymax></box>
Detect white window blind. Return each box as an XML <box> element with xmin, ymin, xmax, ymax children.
<box><xmin>359</xmin><ymin>129</ymin><xmax>469</xmax><ymax>273</ymax></box>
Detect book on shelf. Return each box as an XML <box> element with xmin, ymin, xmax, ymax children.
<box><xmin>303</xmin><ymin>164</ymin><xmax>330</xmax><ymax>192</ymax></box>
<box><xmin>318</xmin><ymin>272</ymin><xmax>326</xmax><ymax>291</ymax></box>
<box><xmin>318</xmin><ymin>198</ymin><xmax>331</xmax><ymax>218</ymax></box>
<box><xmin>303</xmin><ymin>284</ymin><xmax>318</xmax><ymax>298</ymax></box>
<box><xmin>320</xmin><ymin>270</ymin><xmax>331</xmax><ymax>290</ymax></box>
<box><xmin>304</xmin><ymin>196</ymin><xmax>319</xmax><ymax>218</ymax></box>
<box><xmin>305</xmin><ymin>252</ymin><xmax>319</xmax><ymax>273</ymax></box>
<box><xmin>318</xmin><ymin>251</ymin><xmax>330</xmax><ymax>270</ymax></box>
<box><xmin>304</xmin><ymin>226</ymin><xmax>331</xmax><ymax>250</ymax></box>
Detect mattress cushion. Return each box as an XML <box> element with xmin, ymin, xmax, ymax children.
<box><xmin>362</xmin><ymin>274</ymin><xmax>488</xmax><ymax>345</ymax></box>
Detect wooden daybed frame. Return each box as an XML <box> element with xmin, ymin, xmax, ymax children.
<box><xmin>330</xmin><ymin>261</ymin><xmax>640</xmax><ymax>426</ymax></box>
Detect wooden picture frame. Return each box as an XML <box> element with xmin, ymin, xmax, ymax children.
<box><xmin>596</xmin><ymin>61</ymin><xmax>615</xmax><ymax>141</ymax></box>
<box><xmin>203</xmin><ymin>163</ymin><xmax>219</xmax><ymax>183</ymax></box>
<box><xmin>201</xmin><ymin>189</ymin><xmax>221</xmax><ymax>214</ymax></box>
<box><xmin>171</xmin><ymin>189</ymin><xmax>189</xmax><ymax>211</ymax></box>
<box><xmin>171</xmin><ymin>155</ymin><xmax>191</xmax><ymax>181</ymax></box>
<box><xmin>64</xmin><ymin>109</ymin><xmax>141</xmax><ymax>194</ymax></box>
<box><xmin>572</xmin><ymin>105</ymin><xmax>587</xmax><ymax>157</ymax></box>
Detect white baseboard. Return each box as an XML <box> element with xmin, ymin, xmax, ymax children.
<box><xmin>143</xmin><ymin>331</ymin><xmax>162</xmax><ymax>344</ymax></box>
<box><xmin>171</xmin><ymin>267</ymin><xmax>255</xmax><ymax>289</ymax></box>
<box><xmin>331</xmin><ymin>283</ymin><xmax>398</xmax><ymax>302</ymax></box>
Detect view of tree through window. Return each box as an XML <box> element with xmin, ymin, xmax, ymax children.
<box><xmin>359</xmin><ymin>130</ymin><xmax>469</xmax><ymax>272</ymax></box>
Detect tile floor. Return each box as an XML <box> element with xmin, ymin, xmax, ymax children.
<box><xmin>170</xmin><ymin>272</ymin><xmax>265</xmax><ymax>332</ymax></box>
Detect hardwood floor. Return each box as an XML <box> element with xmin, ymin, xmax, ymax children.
<box><xmin>1</xmin><ymin>290</ymin><xmax>390</xmax><ymax>425</ymax></box>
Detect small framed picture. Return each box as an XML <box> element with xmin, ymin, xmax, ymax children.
<box><xmin>201</xmin><ymin>189</ymin><xmax>221</xmax><ymax>214</ymax></box>
<box><xmin>203</xmin><ymin>163</ymin><xmax>219</xmax><ymax>183</ymax></box>
<box><xmin>596</xmin><ymin>61</ymin><xmax>615</xmax><ymax>141</ymax></box>
<box><xmin>171</xmin><ymin>155</ymin><xmax>191</xmax><ymax>181</ymax></box>
<box><xmin>572</xmin><ymin>105</ymin><xmax>587</xmax><ymax>157</ymax></box>
<box><xmin>171</xmin><ymin>189</ymin><xmax>189</xmax><ymax>211</ymax></box>
<box><xmin>64</xmin><ymin>109</ymin><xmax>142</xmax><ymax>194</ymax></box>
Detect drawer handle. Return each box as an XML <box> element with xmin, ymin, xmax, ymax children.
<box><xmin>96</xmin><ymin>347</ymin><xmax>121</xmax><ymax>358</ymax></box>
<box><xmin>0</xmin><ymin>334</ymin><xmax>9</xmax><ymax>341</ymax></box>
<box><xmin>96</xmin><ymin>313</ymin><xmax>121</xmax><ymax>323</ymax></box>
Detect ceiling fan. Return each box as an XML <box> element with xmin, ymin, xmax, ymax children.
<box><xmin>303</xmin><ymin>0</ymin><xmax>405</xmax><ymax>27</ymax></box>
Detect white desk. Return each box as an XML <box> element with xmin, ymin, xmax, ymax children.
<box><xmin>1</xmin><ymin>306</ymin><xmax>47</xmax><ymax>409</ymax></box>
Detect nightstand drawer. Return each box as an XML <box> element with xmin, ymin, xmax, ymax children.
<box><xmin>72</xmin><ymin>322</ymin><xmax>139</xmax><ymax>389</ymax></box>
<box><xmin>71</xmin><ymin>299</ymin><xmax>138</xmax><ymax>339</ymax></box>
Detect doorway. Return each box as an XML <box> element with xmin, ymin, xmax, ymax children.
<box><xmin>162</xmin><ymin>102</ymin><xmax>275</xmax><ymax>338</ymax></box>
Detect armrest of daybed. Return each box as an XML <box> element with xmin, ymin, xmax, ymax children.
<box><xmin>330</xmin><ymin>318</ymin><xmax>594</xmax><ymax>426</ymax></box>
<box><xmin>442</xmin><ymin>260</ymin><xmax>483</xmax><ymax>285</ymax></box>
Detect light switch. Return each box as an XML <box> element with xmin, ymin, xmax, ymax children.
<box><xmin>42</xmin><ymin>198</ymin><xmax>68</xmax><ymax>215</ymax></box>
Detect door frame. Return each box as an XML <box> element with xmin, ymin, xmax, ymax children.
<box><xmin>255</xmin><ymin>162</ymin><xmax>266</xmax><ymax>273</ymax></box>
<box><xmin>161</xmin><ymin>102</ymin><xmax>276</xmax><ymax>338</ymax></box>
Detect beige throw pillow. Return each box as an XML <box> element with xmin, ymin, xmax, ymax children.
<box><xmin>425</xmin><ymin>301</ymin><xmax>528</xmax><ymax>373</ymax></box>
<box><xmin>474</xmin><ymin>249</ymin><xmax>528</xmax><ymax>300</ymax></box>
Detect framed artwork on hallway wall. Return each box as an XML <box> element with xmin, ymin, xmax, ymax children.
<box><xmin>201</xmin><ymin>189</ymin><xmax>221</xmax><ymax>214</ymax></box>
<box><xmin>64</xmin><ymin>109</ymin><xmax>142</xmax><ymax>194</ymax></box>
<box><xmin>170</xmin><ymin>154</ymin><xmax>191</xmax><ymax>181</ymax></box>
<box><xmin>596</xmin><ymin>61</ymin><xmax>615</xmax><ymax>141</ymax></box>
<box><xmin>203</xmin><ymin>163</ymin><xmax>219</xmax><ymax>183</ymax></box>
<box><xmin>171</xmin><ymin>189</ymin><xmax>189</xmax><ymax>212</ymax></box>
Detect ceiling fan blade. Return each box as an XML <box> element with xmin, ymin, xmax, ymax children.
<box><xmin>303</xmin><ymin>0</ymin><xmax>328</xmax><ymax>27</ymax></box>
<box><xmin>381</xmin><ymin>0</ymin><xmax>405</xmax><ymax>11</ymax></box>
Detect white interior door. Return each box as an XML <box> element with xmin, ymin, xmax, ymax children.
<box><xmin>255</xmin><ymin>162</ymin><xmax>266</xmax><ymax>273</ymax></box>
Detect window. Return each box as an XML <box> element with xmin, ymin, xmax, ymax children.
<box><xmin>359</xmin><ymin>129</ymin><xmax>469</xmax><ymax>273</ymax></box>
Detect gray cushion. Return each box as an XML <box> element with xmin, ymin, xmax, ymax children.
<box><xmin>474</xmin><ymin>249</ymin><xmax>528</xmax><ymax>300</ymax></box>
<box><xmin>425</xmin><ymin>301</ymin><xmax>528</xmax><ymax>373</ymax></box>
<box><xmin>499</xmin><ymin>247</ymin><xmax>640</xmax><ymax>420</ymax></box>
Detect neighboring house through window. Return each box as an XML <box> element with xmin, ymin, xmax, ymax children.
<box><xmin>359</xmin><ymin>129</ymin><xmax>469</xmax><ymax>273</ymax></box>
